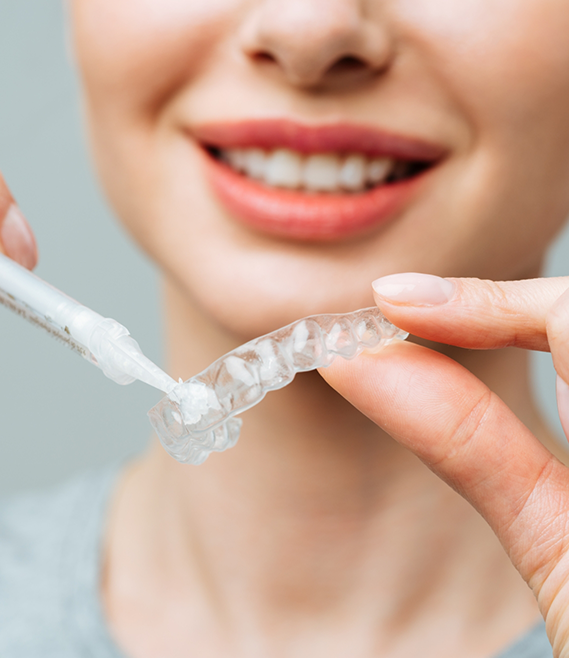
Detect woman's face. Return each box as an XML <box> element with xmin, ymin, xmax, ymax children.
<box><xmin>71</xmin><ymin>0</ymin><xmax>569</xmax><ymax>337</ymax></box>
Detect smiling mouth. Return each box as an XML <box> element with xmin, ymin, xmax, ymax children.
<box><xmin>192</xmin><ymin>120</ymin><xmax>446</xmax><ymax>241</ymax></box>
<box><xmin>207</xmin><ymin>146</ymin><xmax>432</xmax><ymax>195</ymax></box>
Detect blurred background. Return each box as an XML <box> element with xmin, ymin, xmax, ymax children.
<box><xmin>0</xmin><ymin>2</ymin><xmax>566</xmax><ymax>495</ymax></box>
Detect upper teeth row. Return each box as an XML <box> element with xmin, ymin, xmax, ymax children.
<box><xmin>220</xmin><ymin>147</ymin><xmax>397</xmax><ymax>193</ymax></box>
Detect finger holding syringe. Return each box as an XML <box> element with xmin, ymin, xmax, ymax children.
<box><xmin>0</xmin><ymin>172</ymin><xmax>38</xmax><ymax>270</ymax></box>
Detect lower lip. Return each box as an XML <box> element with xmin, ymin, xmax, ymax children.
<box><xmin>203</xmin><ymin>152</ymin><xmax>428</xmax><ymax>242</ymax></box>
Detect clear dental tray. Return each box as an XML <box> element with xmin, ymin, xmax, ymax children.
<box><xmin>149</xmin><ymin>307</ymin><xmax>407</xmax><ymax>465</ymax></box>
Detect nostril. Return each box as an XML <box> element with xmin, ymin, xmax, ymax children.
<box><xmin>250</xmin><ymin>50</ymin><xmax>374</xmax><ymax>88</ymax></box>
<box><xmin>329</xmin><ymin>55</ymin><xmax>368</xmax><ymax>75</ymax></box>
<box><xmin>251</xmin><ymin>51</ymin><xmax>277</xmax><ymax>65</ymax></box>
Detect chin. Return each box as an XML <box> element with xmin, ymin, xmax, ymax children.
<box><xmin>171</xmin><ymin>252</ymin><xmax>380</xmax><ymax>341</ymax></box>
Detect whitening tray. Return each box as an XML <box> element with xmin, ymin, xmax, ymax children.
<box><xmin>149</xmin><ymin>307</ymin><xmax>408</xmax><ymax>465</ymax></box>
<box><xmin>0</xmin><ymin>253</ymin><xmax>407</xmax><ymax>465</ymax></box>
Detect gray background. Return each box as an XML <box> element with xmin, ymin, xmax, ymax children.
<box><xmin>0</xmin><ymin>1</ymin><xmax>566</xmax><ymax>495</ymax></box>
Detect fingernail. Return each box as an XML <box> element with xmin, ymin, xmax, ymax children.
<box><xmin>372</xmin><ymin>273</ymin><xmax>455</xmax><ymax>306</ymax></box>
<box><xmin>556</xmin><ymin>375</ymin><xmax>569</xmax><ymax>443</ymax></box>
<box><xmin>0</xmin><ymin>204</ymin><xmax>38</xmax><ymax>269</ymax></box>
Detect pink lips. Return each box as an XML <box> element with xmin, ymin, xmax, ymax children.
<box><xmin>192</xmin><ymin>120</ymin><xmax>446</xmax><ymax>242</ymax></box>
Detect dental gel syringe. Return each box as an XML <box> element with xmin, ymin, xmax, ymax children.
<box><xmin>0</xmin><ymin>252</ymin><xmax>176</xmax><ymax>394</ymax></box>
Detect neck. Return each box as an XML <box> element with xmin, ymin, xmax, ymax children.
<box><xmin>103</xmin><ymin>278</ymin><xmax>544</xmax><ymax>657</ymax></box>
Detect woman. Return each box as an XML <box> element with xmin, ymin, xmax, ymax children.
<box><xmin>1</xmin><ymin>0</ymin><xmax>569</xmax><ymax>655</ymax></box>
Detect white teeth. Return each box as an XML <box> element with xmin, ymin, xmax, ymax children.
<box><xmin>226</xmin><ymin>148</ymin><xmax>247</xmax><ymax>172</ymax></box>
<box><xmin>304</xmin><ymin>154</ymin><xmax>341</xmax><ymax>191</ymax></box>
<box><xmin>367</xmin><ymin>157</ymin><xmax>392</xmax><ymax>185</ymax></box>
<box><xmin>243</xmin><ymin>148</ymin><xmax>267</xmax><ymax>180</ymax></box>
<box><xmin>265</xmin><ymin>149</ymin><xmax>303</xmax><ymax>189</ymax></box>
<box><xmin>220</xmin><ymin>147</ymin><xmax>400</xmax><ymax>192</ymax></box>
<box><xmin>339</xmin><ymin>154</ymin><xmax>366</xmax><ymax>190</ymax></box>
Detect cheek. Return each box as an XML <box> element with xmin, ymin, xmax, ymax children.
<box><xmin>69</xmin><ymin>0</ymin><xmax>247</xmax><ymax>281</ymax></box>
<box><xmin>71</xmin><ymin>0</ymin><xmax>240</xmax><ymax>115</ymax></box>
<box><xmin>398</xmin><ymin>0</ymin><xmax>569</xmax><ymax>153</ymax></box>
<box><xmin>398</xmin><ymin>0</ymin><xmax>569</xmax><ymax>262</ymax></box>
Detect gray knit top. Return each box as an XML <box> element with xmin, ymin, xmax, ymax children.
<box><xmin>0</xmin><ymin>466</ymin><xmax>552</xmax><ymax>657</ymax></box>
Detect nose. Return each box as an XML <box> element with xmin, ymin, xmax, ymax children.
<box><xmin>240</xmin><ymin>0</ymin><xmax>394</xmax><ymax>88</ymax></box>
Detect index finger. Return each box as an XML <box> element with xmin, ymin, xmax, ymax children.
<box><xmin>0</xmin><ymin>172</ymin><xmax>38</xmax><ymax>270</ymax></box>
<box><xmin>371</xmin><ymin>273</ymin><xmax>569</xmax><ymax>352</ymax></box>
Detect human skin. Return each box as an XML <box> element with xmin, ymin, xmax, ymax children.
<box><xmin>25</xmin><ymin>0</ymin><xmax>568</xmax><ymax>655</ymax></box>
<box><xmin>0</xmin><ymin>174</ymin><xmax>37</xmax><ymax>270</ymax></box>
<box><xmin>322</xmin><ymin>275</ymin><xmax>569</xmax><ymax>657</ymax></box>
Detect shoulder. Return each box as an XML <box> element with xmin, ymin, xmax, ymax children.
<box><xmin>0</xmin><ymin>466</ymin><xmax>122</xmax><ymax>657</ymax></box>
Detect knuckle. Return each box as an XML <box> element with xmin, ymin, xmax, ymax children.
<box><xmin>455</xmin><ymin>276</ymin><xmax>569</xmax><ymax>351</ymax></box>
<box><xmin>430</xmin><ymin>389</ymin><xmax>494</xmax><ymax>467</ymax></box>
<box><xmin>457</xmin><ymin>278</ymin><xmax>516</xmax><ymax>316</ymax></box>
<box><xmin>512</xmin><ymin>459</ymin><xmax>569</xmax><ymax>587</ymax></box>
<box><xmin>448</xmin><ymin>390</ymin><xmax>494</xmax><ymax>457</ymax></box>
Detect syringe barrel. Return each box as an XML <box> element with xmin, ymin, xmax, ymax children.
<box><xmin>0</xmin><ymin>252</ymin><xmax>176</xmax><ymax>392</ymax></box>
<box><xmin>0</xmin><ymin>252</ymin><xmax>108</xmax><ymax>346</ymax></box>
<box><xmin>0</xmin><ymin>252</ymin><xmax>82</xmax><ymax>325</ymax></box>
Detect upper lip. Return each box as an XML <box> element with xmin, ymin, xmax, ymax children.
<box><xmin>191</xmin><ymin>119</ymin><xmax>448</xmax><ymax>163</ymax></box>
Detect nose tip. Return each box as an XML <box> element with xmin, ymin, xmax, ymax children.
<box><xmin>241</xmin><ymin>0</ymin><xmax>393</xmax><ymax>88</ymax></box>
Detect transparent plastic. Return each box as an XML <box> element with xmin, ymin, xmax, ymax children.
<box><xmin>148</xmin><ymin>307</ymin><xmax>408</xmax><ymax>465</ymax></box>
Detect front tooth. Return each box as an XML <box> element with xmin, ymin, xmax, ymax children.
<box><xmin>367</xmin><ymin>157</ymin><xmax>393</xmax><ymax>185</ymax></box>
<box><xmin>339</xmin><ymin>154</ymin><xmax>366</xmax><ymax>191</ymax></box>
<box><xmin>303</xmin><ymin>154</ymin><xmax>341</xmax><ymax>192</ymax></box>
<box><xmin>243</xmin><ymin>148</ymin><xmax>267</xmax><ymax>180</ymax></box>
<box><xmin>265</xmin><ymin>149</ymin><xmax>303</xmax><ymax>188</ymax></box>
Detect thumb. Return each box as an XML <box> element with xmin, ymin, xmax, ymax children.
<box><xmin>319</xmin><ymin>341</ymin><xmax>569</xmax><ymax>609</ymax></box>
